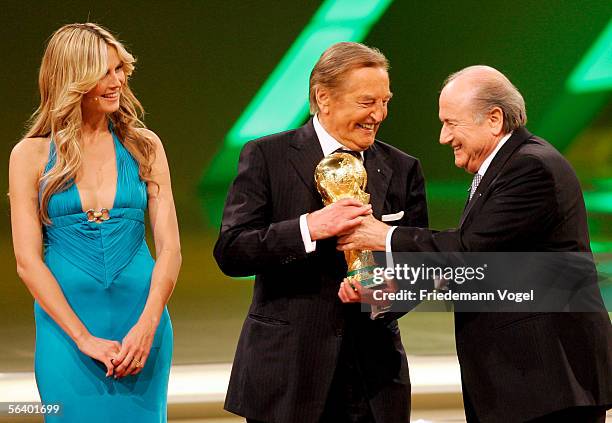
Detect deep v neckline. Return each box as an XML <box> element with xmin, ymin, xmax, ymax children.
<box><xmin>74</xmin><ymin>130</ymin><xmax>120</xmax><ymax>214</ymax></box>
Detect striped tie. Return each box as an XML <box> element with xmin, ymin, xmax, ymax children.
<box><xmin>469</xmin><ymin>173</ymin><xmax>482</xmax><ymax>201</ymax></box>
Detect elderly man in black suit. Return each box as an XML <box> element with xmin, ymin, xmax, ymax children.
<box><xmin>337</xmin><ymin>65</ymin><xmax>612</xmax><ymax>422</ymax></box>
<box><xmin>214</xmin><ymin>42</ymin><xmax>428</xmax><ymax>423</ymax></box>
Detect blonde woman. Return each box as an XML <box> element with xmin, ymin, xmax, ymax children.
<box><xmin>9</xmin><ymin>23</ymin><xmax>180</xmax><ymax>421</ymax></box>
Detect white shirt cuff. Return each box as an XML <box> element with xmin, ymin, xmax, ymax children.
<box><xmin>299</xmin><ymin>214</ymin><xmax>317</xmax><ymax>253</ymax></box>
<box><xmin>385</xmin><ymin>226</ymin><xmax>397</xmax><ymax>253</ymax></box>
<box><xmin>385</xmin><ymin>226</ymin><xmax>397</xmax><ymax>269</ymax></box>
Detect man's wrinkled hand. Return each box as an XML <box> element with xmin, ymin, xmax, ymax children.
<box><xmin>307</xmin><ymin>198</ymin><xmax>372</xmax><ymax>241</ymax></box>
<box><xmin>338</xmin><ymin>277</ymin><xmax>398</xmax><ymax>307</ymax></box>
<box><xmin>337</xmin><ymin>214</ymin><xmax>389</xmax><ymax>251</ymax></box>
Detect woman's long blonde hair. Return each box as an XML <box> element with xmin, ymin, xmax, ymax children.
<box><xmin>26</xmin><ymin>23</ymin><xmax>156</xmax><ymax>223</ymax></box>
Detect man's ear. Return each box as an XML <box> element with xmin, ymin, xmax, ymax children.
<box><xmin>488</xmin><ymin>106</ymin><xmax>504</xmax><ymax>136</ymax></box>
<box><xmin>316</xmin><ymin>86</ymin><xmax>331</xmax><ymax>114</ymax></box>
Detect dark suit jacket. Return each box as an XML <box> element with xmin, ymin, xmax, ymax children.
<box><xmin>214</xmin><ymin>119</ymin><xmax>428</xmax><ymax>423</ymax></box>
<box><xmin>391</xmin><ymin>127</ymin><xmax>612</xmax><ymax>422</ymax></box>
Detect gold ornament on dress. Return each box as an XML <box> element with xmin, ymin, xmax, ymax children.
<box><xmin>86</xmin><ymin>208</ymin><xmax>111</xmax><ymax>223</ymax></box>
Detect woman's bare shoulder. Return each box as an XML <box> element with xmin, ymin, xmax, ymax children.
<box><xmin>136</xmin><ymin>127</ymin><xmax>162</xmax><ymax>146</ymax></box>
<box><xmin>10</xmin><ymin>137</ymin><xmax>51</xmax><ymax>175</ymax></box>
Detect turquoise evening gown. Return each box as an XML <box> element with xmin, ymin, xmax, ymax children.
<box><xmin>35</xmin><ymin>125</ymin><xmax>173</xmax><ymax>422</ymax></box>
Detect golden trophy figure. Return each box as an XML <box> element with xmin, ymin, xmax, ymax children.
<box><xmin>315</xmin><ymin>152</ymin><xmax>385</xmax><ymax>292</ymax></box>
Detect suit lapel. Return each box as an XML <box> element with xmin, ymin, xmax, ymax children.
<box><xmin>365</xmin><ymin>143</ymin><xmax>392</xmax><ymax>218</ymax></box>
<box><xmin>459</xmin><ymin>127</ymin><xmax>532</xmax><ymax>227</ymax></box>
<box><xmin>288</xmin><ymin>119</ymin><xmax>325</xmax><ymax>203</ymax></box>
<box><xmin>288</xmin><ymin>121</ymin><xmax>392</xmax><ymax>215</ymax></box>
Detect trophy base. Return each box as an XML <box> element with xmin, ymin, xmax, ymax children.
<box><xmin>347</xmin><ymin>266</ymin><xmax>392</xmax><ymax>318</ymax></box>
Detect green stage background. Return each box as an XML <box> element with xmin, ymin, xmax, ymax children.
<box><xmin>0</xmin><ymin>0</ymin><xmax>610</xmax><ymax>371</ymax></box>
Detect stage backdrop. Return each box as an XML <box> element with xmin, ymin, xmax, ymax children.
<box><xmin>0</xmin><ymin>0</ymin><xmax>610</xmax><ymax>371</ymax></box>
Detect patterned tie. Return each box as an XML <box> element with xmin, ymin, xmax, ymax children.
<box><xmin>468</xmin><ymin>173</ymin><xmax>482</xmax><ymax>201</ymax></box>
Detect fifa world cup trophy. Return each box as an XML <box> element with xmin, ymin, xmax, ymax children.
<box><xmin>315</xmin><ymin>152</ymin><xmax>385</xmax><ymax>293</ymax></box>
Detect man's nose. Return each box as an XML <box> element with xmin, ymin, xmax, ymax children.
<box><xmin>439</xmin><ymin>125</ymin><xmax>452</xmax><ymax>144</ymax></box>
<box><xmin>370</xmin><ymin>104</ymin><xmax>386</xmax><ymax>122</ymax></box>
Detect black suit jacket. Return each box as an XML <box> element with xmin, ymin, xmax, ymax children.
<box><xmin>214</xmin><ymin>119</ymin><xmax>428</xmax><ymax>423</ymax></box>
<box><xmin>391</xmin><ymin>127</ymin><xmax>612</xmax><ymax>422</ymax></box>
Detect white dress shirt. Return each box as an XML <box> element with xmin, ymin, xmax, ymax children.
<box><xmin>299</xmin><ymin>115</ymin><xmax>364</xmax><ymax>253</ymax></box>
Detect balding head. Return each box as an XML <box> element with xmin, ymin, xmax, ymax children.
<box><xmin>438</xmin><ymin>66</ymin><xmax>527</xmax><ymax>173</ymax></box>
<box><xmin>442</xmin><ymin>65</ymin><xmax>527</xmax><ymax>133</ymax></box>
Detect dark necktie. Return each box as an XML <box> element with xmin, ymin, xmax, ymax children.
<box><xmin>333</xmin><ymin>147</ymin><xmax>363</xmax><ymax>162</ymax></box>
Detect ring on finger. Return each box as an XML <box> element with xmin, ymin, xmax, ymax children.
<box><xmin>132</xmin><ymin>358</ymin><xmax>142</xmax><ymax>368</ymax></box>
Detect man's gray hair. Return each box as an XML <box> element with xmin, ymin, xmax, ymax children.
<box><xmin>444</xmin><ymin>66</ymin><xmax>527</xmax><ymax>133</ymax></box>
<box><xmin>309</xmin><ymin>42</ymin><xmax>388</xmax><ymax>114</ymax></box>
